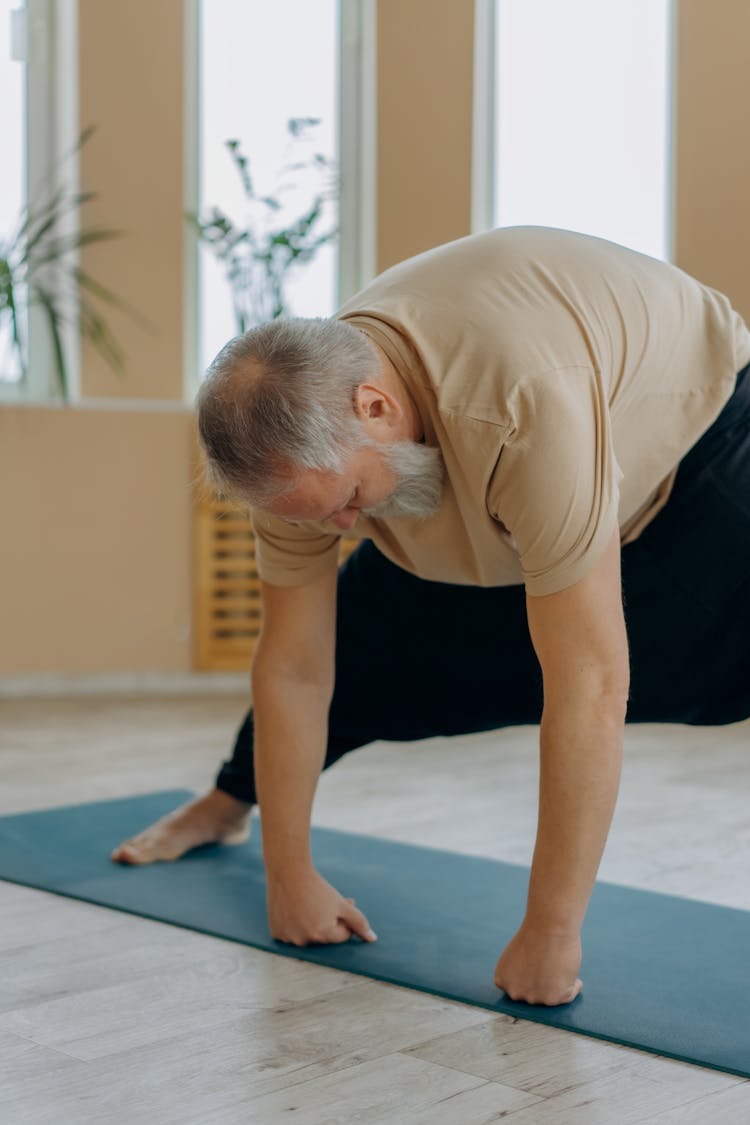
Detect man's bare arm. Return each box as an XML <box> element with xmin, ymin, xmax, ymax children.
<box><xmin>252</xmin><ymin>567</ymin><xmax>338</xmax><ymax>877</ymax></box>
<box><xmin>523</xmin><ymin>526</ymin><xmax>630</xmax><ymax>938</ymax></box>
<box><xmin>495</xmin><ymin>527</ymin><xmax>629</xmax><ymax>1003</ymax></box>
<box><xmin>251</xmin><ymin>567</ymin><xmax>377</xmax><ymax>946</ymax></box>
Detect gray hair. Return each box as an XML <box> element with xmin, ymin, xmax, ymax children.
<box><xmin>196</xmin><ymin>317</ymin><xmax>380</xmax><ymax>505</ymax></box>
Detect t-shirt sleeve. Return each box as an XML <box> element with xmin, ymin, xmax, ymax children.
<box><xmin>250</xmin><ymin>508</ymin><xmax>342</xmax><ymax>587</ymax></box>
<box><xmin>486</xmin><ymin>367</ymin><xmax>623</xmax><ymax>597</ymax></box>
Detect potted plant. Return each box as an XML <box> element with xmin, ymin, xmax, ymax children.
<box><xmin>190</xmin><ymin>116</ymin><xmax>338</xmax><ymax>332</ymax></box>
<box><xmin>0</xmin><ymin>126</ymin><xmax>146</xmax><ymax>401</ymax></box>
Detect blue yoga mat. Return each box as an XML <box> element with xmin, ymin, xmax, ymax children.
<box><xmin>1</xmin><ymin>790</ymin><xmax>748</xmax><ymax>1079</ymax></box>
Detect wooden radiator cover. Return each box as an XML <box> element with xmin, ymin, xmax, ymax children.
<box><xmin>193</xmin><ymin>487</ymin><xmax>359</xmax><ymax>672</ymax></box>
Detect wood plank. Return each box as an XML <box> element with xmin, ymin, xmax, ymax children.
<box><xmin>644</xmin><ymin>1082</ymin><xmax>750</xmax><ymax>1124</ymax></box>
<box><xmin>204</xmin><ymin>1053</ymin><xmax>542</xmax><ymax>1124</ymax></box>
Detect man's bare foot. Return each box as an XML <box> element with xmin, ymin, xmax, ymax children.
<box><xmin>110</xmin><ymin>788</ymin><xmax>254</xmax><ymax>865</ymax></box>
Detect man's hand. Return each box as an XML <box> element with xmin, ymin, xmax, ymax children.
<box><xmin>266</xmin><ymin>865</ymin><xmax>378</xmax><ymax>947</ymax></box>
<box><xmin>494</xmin><ymin>924</ymin><xmax>582</xmax><ymax>1006</ymax></box>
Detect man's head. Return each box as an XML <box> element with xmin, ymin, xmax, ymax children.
<box><xmin>197</xmin><ymin>317</ymin><xmax>444</xmax><ymax>529</ymax></box>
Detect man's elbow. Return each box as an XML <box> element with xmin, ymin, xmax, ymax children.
<box><xmin>577</xmin><ymin>673</ymin><xmax>630</xmax><ymax>722</ymax></box>
<box><xmin>596</xmin><ymin>678</ymin><xmax>630</xmax><ymax>721</ymax></box>
<box><xmin>544</xmin><ymin>667</ymin><xmax>630</xmax><ymax>721</ymax></box>
<box><xmin>252</xmin><ymin>636</ymin><xmax>335</xmax><ymax>695</ymax></box>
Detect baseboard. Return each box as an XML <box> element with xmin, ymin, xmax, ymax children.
<box><xmin>0</xmin><ymin>671</ymin><xmax>251</xmax><ymax>699</ymax></box>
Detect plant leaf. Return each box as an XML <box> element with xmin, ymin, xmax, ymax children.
<box><xmin>287</xmin><ymin>116</ymin><xmax>320</xmax><ymax>137</ymax></box>
<box><xmin>0</xmin><ymin>256</ymin><xmax>26</xmax><ymax>374</ymax></box>
<box><xmin>27</xmin><ymin>227</ymin><xmax>124</xmax><ymax>270</ymax></box>
<box><xmin>31</xmin><ymin>283</ymin><xmax>68</xmax><ymax>399</ymax></box>
<box><xmin>70</xmin><ymin>268</ymin><xmax>157</xmax><ymax>334</ymax></box>
<box><xmin>17</xmin><ymin>192</ymin><xmax>100</xmax><ymax>260</ymax></box>
<box><xmin>79</xmin><ymin>300</ymin><xmax>126</xmax><ymax>374</ymax></box>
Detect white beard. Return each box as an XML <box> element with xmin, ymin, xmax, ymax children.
<box><xmin>361</xmin><ymin>440</ymin><xmax>445</xmax><ymax>520</ymax></box>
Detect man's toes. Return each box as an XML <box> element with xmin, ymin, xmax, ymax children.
<box><xmin>111</xmin><ymin>839</ymin><xmax>149</xmax><ymax>865</ymax></box>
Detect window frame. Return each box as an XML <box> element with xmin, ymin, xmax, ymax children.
<box><xmin>476</xmin><ymin>0</ymin><xmax>677</xmax><ymax>263</ymax></box>
<box><xmin>183</xmin><ymin>0</ymin><xmax>377</xmax><ymax>401</ymax></box>
<box><xmin>471</xmin><ymin>0</ymin><xmax>496</xmax><ymax>236</ymax></box>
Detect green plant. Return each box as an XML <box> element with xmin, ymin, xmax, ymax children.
<box><xmin>191</xmin><ymin>117</ymin><xmax>338</xmax><ymax>331</ymax></box>
<box><xmin>0</xmin><ymin>126</ymin><xmax>140</xmax><ymax>400</ymax></box>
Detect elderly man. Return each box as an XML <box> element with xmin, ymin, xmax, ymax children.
<box><xmin>112</xmin><ymin>226</ymin><xmax>750</xmax><ymax>1006</ymax></box>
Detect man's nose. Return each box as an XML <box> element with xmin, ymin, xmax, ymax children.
<box><xmin>331</xmin><ymin>508</ymin><xmax>359</xmax><ymax>531</ymax></box>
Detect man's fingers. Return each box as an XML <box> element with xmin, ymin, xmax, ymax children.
<box><xmin>342</xmin><ymin>902</ymin><xmax>377</xmax><ymax>942</ymax></box>
<box><xmin>495</xmin><ymin>976</ymin><xmax>584</xmax><ymax>1006</ymax></box>
<box><xmin>571</xmin><ymin>978</ymin><xmax>583</xmax><ymax>1001</ymax></box>
<box><xmin>554</xmin><ymin>979</ymin><xmax>583</xmax><ymax>1005</ymax></box>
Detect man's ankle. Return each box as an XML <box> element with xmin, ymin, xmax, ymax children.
<box><xmin>210</xmin><ymin>787</ymin><xmax>254</xmax><ymax>813</ymax></box>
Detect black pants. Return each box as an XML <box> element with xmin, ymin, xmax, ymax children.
<box><xmin>216</xmin><ymin>364</ymin><xmax>750</xmax><ymax>806</ymax></box>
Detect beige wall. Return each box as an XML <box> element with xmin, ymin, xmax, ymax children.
<box><xmin>376</xmin><ymin>0</ymin><xmax>475</xmax><ymax>271</ymax></box>
<box><xmin>0</xmin><ymin>407</ymin><xmax>193</xmax><ymax>675</ymax></box>
<box><xmin>0</xmin><ymin>0</ymin><xmax>193</xmax><ymax>677</ymax></box>
<box><xmin>78</xmin><ymin>0</ymin><xmax>186</xmax><ymax>401</ymax></box>
<box><xmin>673</xmin><ymin>0</ymin><xmax>750</xmax><ymax>321</ymax></box>
<box><xmin>0</xmin><ymin>0</ymin><xmax>748</xmax><ymax>676</ymax></box>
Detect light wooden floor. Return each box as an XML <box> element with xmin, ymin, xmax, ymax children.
<box><xmin>0</xmin><ymin>694</ymin><xmax>749</xmax><ymax>1125</ymax></box>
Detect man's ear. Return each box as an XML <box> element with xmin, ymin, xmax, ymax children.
<box><xmin>354</xmin><ymin>382</ymin><xmax>398</xmax><ymax>427</ymax></box>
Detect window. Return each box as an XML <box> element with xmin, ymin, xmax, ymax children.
<box><xmin>0</xmin><ymin>0</ymin><xmax>78</xmax><ymax>400</ymax></box>
<box><xmin>196</xmin><ymin>0</ymin><xmax>349</xmax><ymax>378</ymax></box>
<box><xmin>492</xmin><ymin>0</ymin><xmax>673</xmax><ymax>261</ymax></box>
<box><xmin>0</xmin><ymin>0</ymin><xmax>27</xmax><ymax>384</ymax></box>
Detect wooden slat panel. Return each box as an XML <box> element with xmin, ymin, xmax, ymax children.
<box><xmin>210</xmin><ymin>581</ymin><xmax>259</xmax><ymax>593</ymax></box>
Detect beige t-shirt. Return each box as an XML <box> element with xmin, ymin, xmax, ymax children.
<box><xmin>251</xmin><ymin>226</ymin><xmax>750</xmax><ymax>596</ymax></box>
